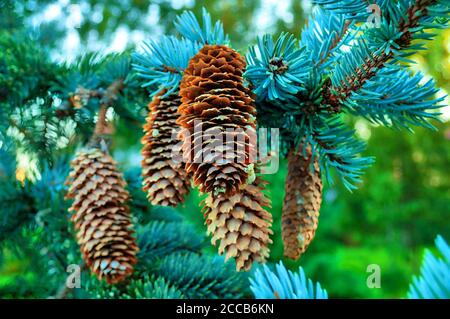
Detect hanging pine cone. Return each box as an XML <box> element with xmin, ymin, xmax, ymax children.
<box><xmin>65</xmin><ymin>148</ymin><xmax>138</xmax><ymax>284</ymax></box>
<box><xmin>202</xmin><ymin>177</ymin><xmax>273</xmax><ymax>271</ymax></box>
<box><xmin>178</xmin><ymin>44</ymin><xmax>257</xmax><ymax>197</ymax></box>
<box><xmin>141</xmin><ymin>91</ymin><xmax>190</xmax><ymax>206</ymax></box>
<box><xmin>282</xmin><ymin>145</ymin><xmax>322</xmax><ymax>260</ymax></box>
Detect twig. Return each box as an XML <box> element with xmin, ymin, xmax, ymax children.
<box><xmin>322</xmin><ymin>0</ymin><xmax>437</xmax><ymax>110</ymax></box>
<box><xmin>93</xmin><ymin>104</ymin><xmax>109</xmax><ymax>136</ymax></box>
<box><xmin>57</xmin><ymin>78</ymin><xmax>125</xmax><ymax>118</ymax></box>
<box><xmin>319</xmin><ymin>19</ymin><xmax>352</xmax><ymax>66</ymax></box>
<box><xmin>84</xmin><ymin>79</ymin><xmax>125</xmax><ymax>148</ymax></box>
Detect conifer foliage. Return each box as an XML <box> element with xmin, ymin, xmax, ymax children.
<box><xmin>245</xmin><ymin>0</ymin><xmax>448</xmax><ymax>258</ymax></box>
<box><xmin>135</xmin><ymin>1</ymin><xmax>449</xmax><ymax>266</ymax></box>
<box><xmin>408</xmin><ymin>235</ymin><xmax>450</xmax><ymax>299</ymax></box>
<box><xmin>0</xmin><ymin>11</ymin><xmax>251</xmax><ymax>295</ymax></box>
<box><xmin>250</xmin><ymin>261</ymin><xmax>328</xmax><ymax>299</ymax></box>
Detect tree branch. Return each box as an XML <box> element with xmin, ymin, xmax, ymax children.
<box><xmin>319</xmin><ymin>19</ymin><xmax>352</xmax><ymax>66</ymax></box>
<box><xmin>87</xmin><ymin>78</ymin><xmax>125</xmax><ymax>148</ymax></box>
<box><xmin>322</xmin><ymin>0</ymin><xmax>438</xmax><ymax>110</ymax></box>
<box><xmin>56</xmin><ymin>78</ymin><xmax>125</xmax><ymax>118</ymax></box>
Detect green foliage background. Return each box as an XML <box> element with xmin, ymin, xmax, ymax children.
<box><xmin>0</xmin><ymin>0</ymin><xmax>449</xmax><ymax>298</ymax></box>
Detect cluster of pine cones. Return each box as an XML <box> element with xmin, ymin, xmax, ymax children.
<box><xmin>142</xmin><ymin>44</ymin><xmax>272</xmax><ymax>271</ymax></box>
<box><xmin>65</xmin><ymin>42</ymin><xmax>323</xmax><ymax>284</ymax></box>
<box><xmin>139</xmin><ymin>43</ymin><xmax>323</xmax><ymax>270</ymax></box>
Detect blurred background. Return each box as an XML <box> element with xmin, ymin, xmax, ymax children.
<box><xmin>0</xmin><ymin>0</ymin><xmax>449</xmax><ymax>298</ymax></box>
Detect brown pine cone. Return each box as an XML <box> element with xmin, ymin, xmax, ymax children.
<box><xmin>141</xmin><ymin>91</ymin><xmax>190</xmax><ymax>206</ymax></box>
<box><xmin>202</xmin><ymin>177</ymin><xmax>273</xmax><ymax>271</ymax></box>
<box><xmin>178</xmin><ymin>44</ymin><xmax>257</xmax><ymax>197</ymax></box>
<box><xmin>65</xmin><ymin>148</ymin><xmax>138</xmax><ymax>284</ymax></box>
<box><xmin>282</xmin><ymin>145</ymin><xmax>323</xmax><ymax>260</ymax></box>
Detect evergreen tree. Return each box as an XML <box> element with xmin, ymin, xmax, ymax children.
<box><xmin>0</xmin><ymin>0</ymin><xmax>448</xmax><ymax>298</ymax></box>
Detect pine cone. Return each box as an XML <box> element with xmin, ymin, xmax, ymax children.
<box><xmin>178</xmin><ymin>44</ymin><xmax>257</xmax><ymax>197</ymax></box>
<box><xmin>202</xmin><ymin>178</ymin><xmax>273</xmax><ymax>271</ymax></box>
<box><xmin>141</xmin><ymin>91</ymin><xmax>190</xmax><ymax>206</ymax></box>
<box><xmin>66</xmin><ymin>148</ymin><xmax>138</xmax><ymax>284</ymax></box>
<box><xmin>282</xmin><ymin>145</ymin><xmax>322</xmax><ymax>260</ymax></box>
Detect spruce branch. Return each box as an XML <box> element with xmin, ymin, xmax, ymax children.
<box><xmin>95</xmin><ymin>79</ymin><xmax>124</xmax><ymax>132</ymax></box>
<box><xmin>306</xmin><ymin>118</ymin><xmax>375</xmax><ymax>190</ymax></box>
<box><xmin>70</xmin><ymin>78</ymin><xmax>125</xmax><ymax>148</ymax></box>
<box><xmin>59</xmin><ymin>78</ymin><xmax>124</xmax><ymax>117</ymax></box>
<box><xmin>300</xmin><ymin>6</ymin><xmax>354</xmax><ymax>70</ymax></box>
<box><xmin>408</xmin><ymin>235</ymin><xmax>450</xmax><ymax>299</ymax></box>
<box><xmin>174</xmin><ymin>7</ymin><xmax>229</xmax><ymax>45</ymax></box>
<box><xmin>91</xmin><ymin>104</ymin><xmax>109</xmax><ymax>138</ymax></box>
<box><xmin>323</xmin><ymin>0</ymin><xmax>440</xmax><ymax>109</ymax></box>
<box><xmin>250</xmin><ymin>261</ymin><xmax>328</xmax><ymax>299</ymax></box>
<box><xmin>324</xmin><ymin>51</ymin><xmax>389</xmax><ymax>111</ymax></box>
<box><xmin>246</xmin><ymin>33</ymin><xmax>312</xmax><ymax>101</ymax></box>
<box><xmin>154</xmin><ymin>253</ymin><xmax>248</xmax><ymax>298</ymax></box>
<box><xmin>87</xmin><ymin>274</ymin><xmax>185</xmax><ymax>299</ymax></box>
<box><xmin>137</xmin><ymin>221</ymin><xmax>205</xmax><ymax>266</ymax></box>
<box><xmin>132</xmin><ymin>35</ymin><xmax>201</xmax><ymax>97</ymax></box>
<box><xmin>319</xmin><ymin>19</ymin><xmax>352</xmax><ymax>66</ymax></box>
<box><xmin>398</xmin><ymin>0</ymin><xmax>438</xmax><ymax>46</ymax></box>
<box><xmin>69</xmin><ymin>87</ymin><xmax>102</xmax><ymax>109</ymax></box>
<box><xmin>312</xmin><ymin>0</ymin><xmax>371</xmax><ymax>19</ymax></box>
<box><xmin>343</xmin><ymin>63</ymin><xmax>444</xmax><ymax>129</ymax></box>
